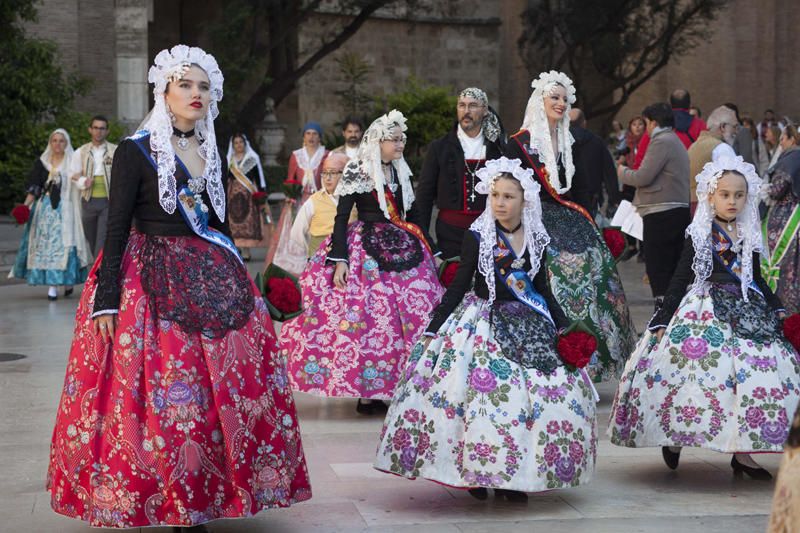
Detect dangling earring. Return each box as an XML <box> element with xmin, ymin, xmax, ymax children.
<box><xmin>168</xmin><ymin>107</ymin><xmax>176</xmax><ymax>123</ymax></box>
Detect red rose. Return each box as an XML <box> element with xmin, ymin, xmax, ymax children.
<box><xmin>266</xmin><ymin>277</ymin><xmax>301</xmax><ymax>313</ymax></box>
<box><xmin>557</xmin><ymin>331</ymin><xmax>597</xmax><ymax>368</ymax></box>
<box><xmin>439</xmin><ymin>261</ymin><xmax>459</xmax><ymax>287</ymax></box>
<box><xmin>602</xmin><ymin>228</ymin><xmax>626</xmax><ymax>259</ymax></box>
<box><xmin>11</xmin><ymin>204</ymin><xmax>30</xmax><ymax>225</ymax></box>
<box><xmin>784</xmin><ymin>314</ymin><xmax>800</xmax><ymax>353</ymax></box>
<box><xmin>252</xmin><ymin>191</ymin><xmax>267</xmax><ymax>203</ymax></box>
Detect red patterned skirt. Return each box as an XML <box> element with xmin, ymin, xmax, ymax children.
<box><xmin>47</xmin><ymin>231</ymin><xmax>311</xmax><ymax>528</ymax></box>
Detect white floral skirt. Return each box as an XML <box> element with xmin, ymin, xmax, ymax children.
<box><xmin>374</xmin><ymin>293</ymin><xmax>597</xmax><ymax>492</ymax></box>
<box><xmin>609</xmin><ymin>284</ymin><xmax>800</xmax><ymax>453</ymax></box>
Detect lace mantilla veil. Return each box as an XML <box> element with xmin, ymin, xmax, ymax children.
<box><xmin>686</xmin><ymin>155</ymin><xmax>763</xmax><ymax>301</ymax></box>
<box><xmin>468</xmin><ymin>156</ymin><xmax>550</xmax><ymax>304</ymax></box>
<box><xmin>335</xmin><ymin>109</ymin><xmax>414</xmax><ymax>220</ymax></box>
<box><xmin>140</xmin><ymin>45</ymin><xmax>226</xmax><ymax>221</ymax></box>
<box><xmin>520</xmin><ymin>70</ymin><xmax>577</xmax><ymax>195</ymax></box>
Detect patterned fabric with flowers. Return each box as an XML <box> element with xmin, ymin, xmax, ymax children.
<box><xmin>375</xmin><ymin>293</ymin><xmax>597</xmax><ymax>492</ymax></box>
<box><xmin>47</xmin><ymin>231</ymin><xmax>312</xmax><ymax>528</ymax></box>
<box><xmin>609</xmin><ymin>285</ymin><xmax>800</xmax><ymax>453</ymax></box>
<box><xmin>281</xmin><ymin>219</ymin><xmax>443</xmax><ymax>399</ymax></box>
<box><xmin>361</xmin><ymin>221</ymin><xmax>423</xmax><ymax>272</ymax></box>
<box><xmin>540</xmin><ymin>201</ymin><xmax>637</xmax><ymax>381</ymax></box>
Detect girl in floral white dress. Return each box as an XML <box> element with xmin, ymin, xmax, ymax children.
<box><xmin>609</xmin><ymin>155</ymin><xmax>800</xmax><ymax>479</ymax></box>
<box><xmin>374</xmin><ymin>157</ymin><xmax>598</xmax><ymax>501</ymax></box>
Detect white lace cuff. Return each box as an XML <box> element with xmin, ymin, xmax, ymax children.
<box><xmin>91</xmin><ymin>309</ymin><xmax>119</xmax><ymax>318</ymax></box>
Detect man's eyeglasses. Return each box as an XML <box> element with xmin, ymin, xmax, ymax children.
<box><xmin>457</xmin><ymin>103</ymin><xmax>485</xmax><ymax>112</ymax></box>
<box><xmin>321</xmin><ymin>171</ymin><xmax>343</xmax><ymax>178</ymax></box>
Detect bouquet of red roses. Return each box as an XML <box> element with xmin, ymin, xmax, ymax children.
<box><xmin>784</xmin><ymin>313</ymin><xmax>800</xmax><ymax>353</ymax></box>
<box><xmin>11</xmin><ymin>204</ymin><xmax>30</xmax><ymax>226</ymax></box>
<box><xmin>255</xmin><ymin>263</ymin><xmax>303</xmax><ymax>321</ymax></box>
<box><xmin>282</xmin><ymin>179</ymin><xmax>303</xmax><ymax>201</ymax></box>
<box><xmin>602</xmin><ymin>227</ymin><xmax>626</xmax><ymax>260</ymax></box>
<box><xmin>557</xmin><ymin>321</ymin><xmax>598</xmax><ymax>370</ymax></box>
<box><xmin>438</xmin><ymin>256</ymin><xmax>460</xmax><ymax>288</ymax></box>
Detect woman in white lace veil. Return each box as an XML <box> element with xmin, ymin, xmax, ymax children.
<box><xmin>46</xmin><ymin>45</ymin><xmax>313</xmax><ymax>529</ymax></box>
<box><xmin>506</xmin><ymin>71</ymin><xmax>638</xmax><ymax>381</ymax></box>
<box><xmin>336</xmin><ymin>109</ymin><xmax>415</xmax><ymax>222</ymax></box>
<box><xmin>226</xmin><ymin>132</ymin><xmax>268</xmax><ymax>260</ymax></box>
<box><xmin>375</xmin><ymin>156</ymin><xmax>598</xmax><ymax>500</ymax></box>
<box><xmin>10</xmin><ymin>128</ymin><xmax>90</xmax><ymax>299</ymax></box>
<box><xmin>609</xmin><ymin>155</ymin><xmax>798</xmax><ymax>480</ymax></box>
<box><xmin>279</xmin><ymin>108</ymin><xmax>444</xmax><ymax>415</ymax></box>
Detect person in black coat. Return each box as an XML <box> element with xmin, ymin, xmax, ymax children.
<box><xmin>569</xmin><ymin>108</ymin><xmax>620</xmax><ymax>217</ymax></box>
<box><xmin>415</xmin><ymin>87</ymin><xmax>505</xmax><ymax>259</ymax></box>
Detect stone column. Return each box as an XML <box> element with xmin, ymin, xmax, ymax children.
<box><xmin>115</xmin><ymin>0</ymin><xmax>149</xmax><ymax>133</ymax></box>
<box><xmin>255</xmin><ymin>98</ymin><xmax>286</xmax><ymax>167</ymax></box>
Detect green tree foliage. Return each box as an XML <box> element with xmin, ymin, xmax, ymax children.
<box><xmin>333</xmin><ymin>52</ymin><xmax>373</xmax><ymax>117</ymax></box>
<box><xmin>376</xmin><ymin>77</ymin><xmax>457</xmax><ymax>175</ymax></box>
<box><xmin>518</xmin><ymin>0</ymin><xmax>730</xmax><ymax>125</ymax></box>
<box><xmin>0</xmin><ymin>0</ymin><xmax>91</xmax><ymax>212</ymax></box>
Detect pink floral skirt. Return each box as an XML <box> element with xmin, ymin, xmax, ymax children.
<box><xmin>281</xmin><ymin>221</ymin><xmax>444</xmax><ymax>399</ymax></box>
<box><xmin>47</xmin><ymin>231</ymin><xmax>311</xmax><ymax>528</ymax></box>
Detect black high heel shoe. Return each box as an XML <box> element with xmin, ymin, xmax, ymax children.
<box><xmin>64</xmin><ymin>287</ymin><xmax>73</xmax><ymax>297</ymax></box>
<box><xmin>467</xmin><ymin>487</ymin><xmax>488</xmax><ymax>500</ymax></box>
<box><xmin>661</xmin><ymin>446</ymin><xmax>680</xmax><ymax>470</ymax></box>
<box><xmin>495</xmin><ymin>488</ymin><xmax>528</xmax><ymax>503</ymax></box>
<box><xmin>356</xmin><ymin>398</ymin><xmax>375</xmax><ymax>415</ymax></box>
<box><xmin>731</xmin><ymin>456</ymin><xmax>772</xmax><ymax>480</ymax></box>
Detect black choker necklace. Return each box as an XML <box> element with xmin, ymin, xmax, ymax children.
<box><xmin>173</xmin><ymin>127</ymin><xmax>195</xmax><ymax>151</ymax></box>
<box><xmin>497</xmin><ymin>221</ymin><xmax>522</xmax><ymax>241</ymax></box>
<box><xmin>715</xmin><ymin>216</ymin><xmax>736</xmax><ymax>232</ymax></box>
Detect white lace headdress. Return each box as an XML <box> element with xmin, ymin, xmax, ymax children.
<box><xmin>142</xmin><ymin>45</ymin><xmax>226</xmax><ymax>220</ymax></box>
<box><xmin>468</xmin><ymin>156</ymin><xmax>550</xmax><ymax>305</ymax></box>
<box><xmin>336</xmin><ymin>109</ymin><xmax>414</xmax><ymax>220</ymax></box>
<box><xmin>520</xmin><ymin>70</ymin><xmax>576</xmax><ymax>195</ymax></box>
<box><xmin>226</xmin><ymin>134</ymin><xmax>266</xmax><ymax>189</ymax></box>
<box><xmin>686</xmin><ymin>155</ymin><xmax>763</xmax><ymax>301</ymax></box>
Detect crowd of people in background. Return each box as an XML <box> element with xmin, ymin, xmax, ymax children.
<box><xmin>605</xmin><ymin>90</ymin><xmax>799</xmax><ymax>318</ymax></box>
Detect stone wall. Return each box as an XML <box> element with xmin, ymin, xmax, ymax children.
<box><xmin>25</xmin><ymin>0</ymin><xmax>118</xmax><ymax>117</ymax></box>
<box><xmin>285</xmin><ymin>5</ymin><xmax>501</xmax><ymax>150</ymax></box>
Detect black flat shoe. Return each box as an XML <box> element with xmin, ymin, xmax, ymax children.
<box><xmin>662</xmin><ymin>446</ymin><xmax>680</xmax><ymax>470</ymax></box>
<box><xmin>356</xmin><ymin>399</ymin><xmax>375</xmax><ymax>415</ymax></box>
<box><xmin>48</xmin><ymin>294</ymin><xmax>58</xmax><ymax>301</ymax></box>
<box><xmin>731</xmin><ymin>456</ymin><xmax>772</xmax><ymax>480</ymax></box>
<box><xmin>64</xmin><ymin>287</ymin><xmax>73</xmax><ymax>297</ymax></box>
<box><xmin>467</xmin><ymin>487</ymin><xmax>488</xmax><ymax>500</ymax></box>
<box><xmin>495</xmin><ymin>488</ymin><xmax>528</xmax><ymax>503</ymax></box>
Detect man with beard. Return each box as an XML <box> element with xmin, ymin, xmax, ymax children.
<box><xmin>333</xmin><ymin>115</ymin><xmax>365</xmax><ymax>160</ymax></box>
<box><xmin>688</xmin><ymin>105</ymin><xmax>737</xmax><ymax>211</ymax></box>
<box><xmin>416</xmin><ymin>87</ymin><xmax>505</xmax><ymax>259</ymax></box>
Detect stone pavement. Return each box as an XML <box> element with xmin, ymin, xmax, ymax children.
<box><xmin>0</xmin><ymin>247</ymin><xmax>781</xmax><ymax>533</ymax></box>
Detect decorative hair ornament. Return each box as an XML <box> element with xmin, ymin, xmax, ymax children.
<box><xmin>336</xmin><ymin>109</ymin><xmax>414</xmax><ymax>220</ymax></box>
<box><xmin>142</xmin><ymin>44</ymin><xmax>226</xmax><ymax>220</ymax></box>
<box><xmin>686</xmin><ymin>154</ymin><xmax>763</xmax><ymax>301</ymax></box>
<box><xmin>520</xmin><ymin>70</ymin><xmax>576</xmax><ymax>195</ymax></box>
<box><xmin>469</xmin><ymin>156</ymin><xmax>550</xmax><ymax>304</ymax></box>
<box><xmin>459</xmin><ymin>87</ymin><xmax>502</xmax><ymax>142</ymax></box>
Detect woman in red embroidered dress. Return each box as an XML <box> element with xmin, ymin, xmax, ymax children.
<box><xmin>46</xmin><ymin>45</ymin><xmax>311</xmax><ymax>531</ymax></box>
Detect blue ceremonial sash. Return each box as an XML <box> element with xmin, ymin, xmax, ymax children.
<box><xmin>712</xmin><ymin>223</ymin><xmax>761</xmax><ymax>297</ymax></box>
<box><xmin>480</xmin><ymin>229</ymin><xmax>554</xmax><ymax>326</ymax></box>
<box><xmin>130</xmin><ymin>132</ymin><xmax>243</xmax><ymax>265</ymax></box>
